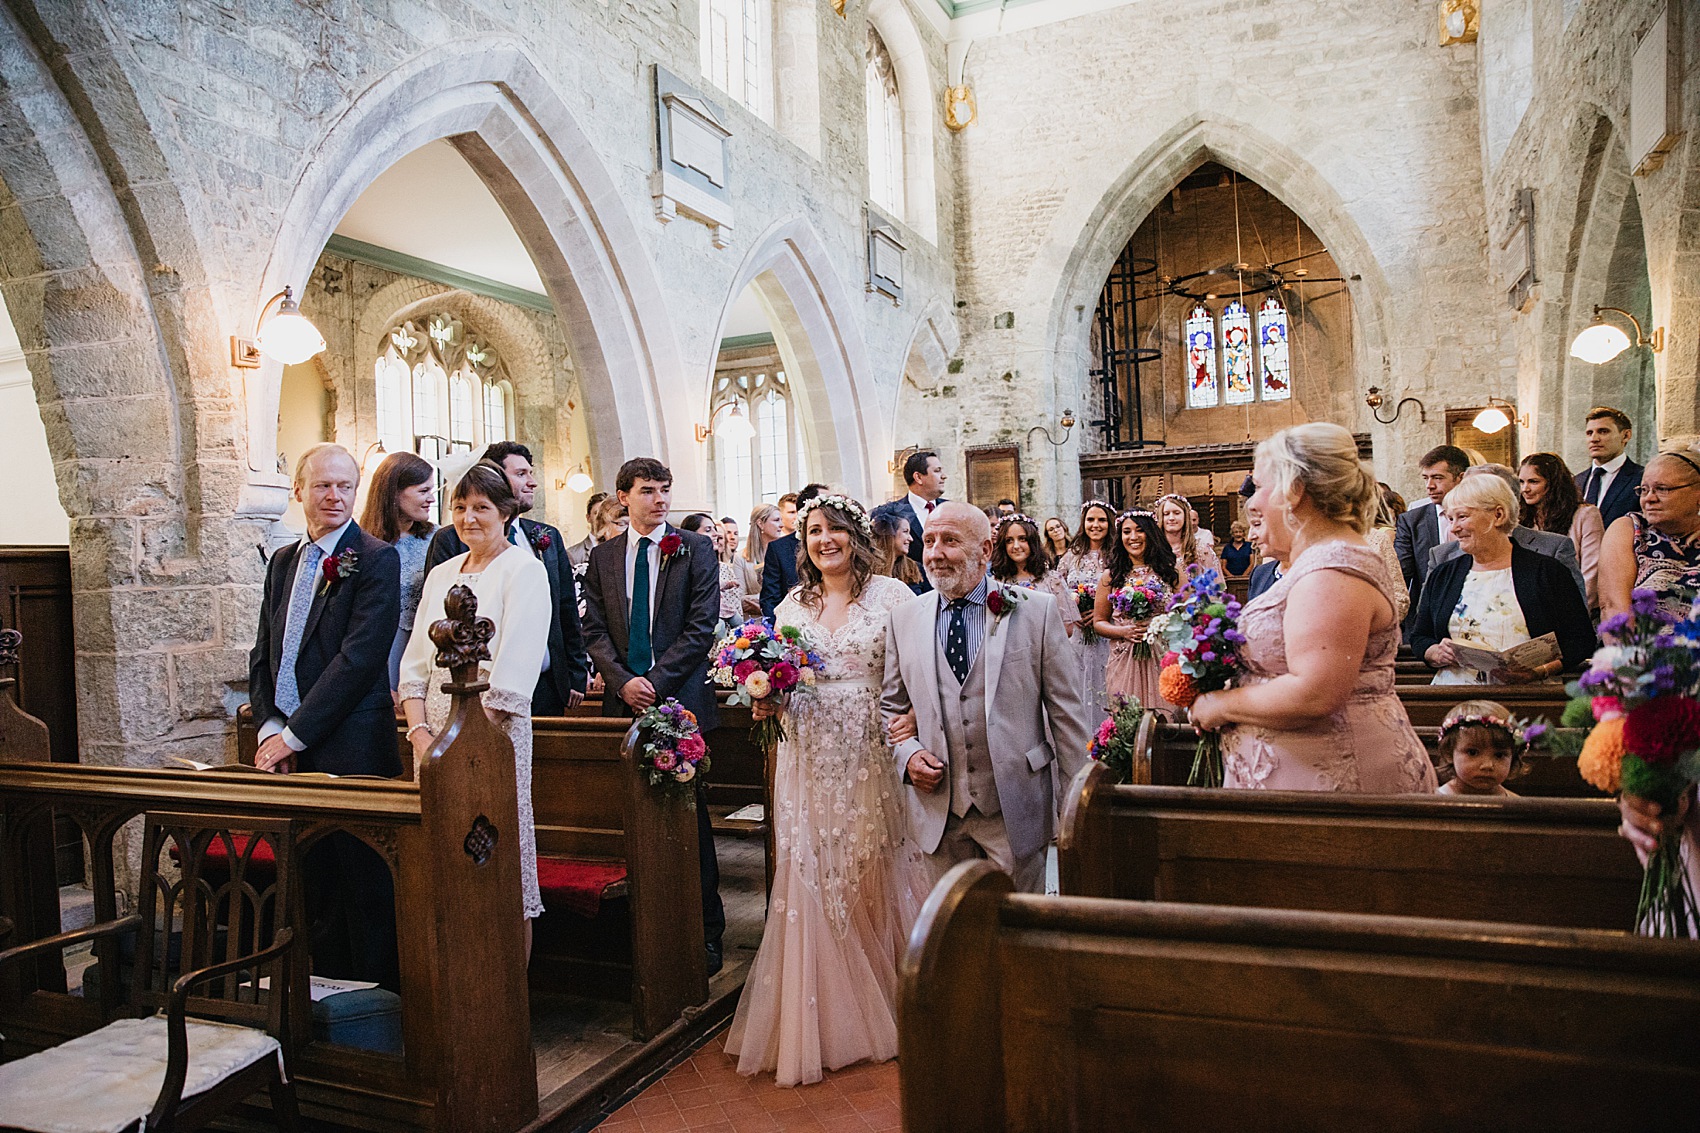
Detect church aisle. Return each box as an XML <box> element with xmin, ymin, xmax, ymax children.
<box><xmin>594</xmin><ymin>1042</ymin><xmax>902</xmax><ymax>1132</ymax></box>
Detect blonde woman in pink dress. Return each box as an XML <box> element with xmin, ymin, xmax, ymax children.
<box><xmin>725</xmin><ymin>494</ymin><xmax>926</xmax><ymax>1087</ymax></box>
<box><xmin>1189</xmin><ymin>424</ymin><xmax>1435</xmax><ymax>793</ymax></box>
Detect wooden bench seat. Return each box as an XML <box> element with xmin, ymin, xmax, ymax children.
<box><xmin>901</xmin><ymin>861</ymin><xmax>1700</xmax><ymax>1133</ymax></box>
<box><xmin>1394</xmin><ymin>682</ymin><xmax>1569</xmax><ymax>726</ymax></box>
<box><xmin>1057</xmin><ymin>763</ymin><xmax>1641</xmax><ymax>929</ymax></box>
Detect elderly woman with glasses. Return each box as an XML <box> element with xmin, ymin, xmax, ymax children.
<box><xmin>1409</xmin><ymin>473</ymin><xmax>1596</xmax><ymax>685</ymax></box>
<box><xmin>1598</xmin><ymin>448</ymin><xmax>1700</xmax><ymax>623</ymax></box>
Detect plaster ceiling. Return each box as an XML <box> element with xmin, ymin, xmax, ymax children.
<box><xmin>0</xmin><ymin>292</ymin><xmax>21</xmax><ymax>361</ymax></box>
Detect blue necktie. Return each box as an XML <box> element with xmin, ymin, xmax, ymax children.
<box><xmin>945</xmin><ymin>598</ymin><xmax>970</xmax><ymax>684</ymax></box>
<box><xmin>628</xmin><ymin>536</ymin><xmax>653</xmax><ymax>676</ymax></box>
<box><xmin>1585</xmin><ymin>467</ymin><xmax>1602</xmax><ymax>506</ymax></box>
<box><xmin>275</xmin><ymin>543</ymin><xmax>324</xmax><ymax>716</ymax></box>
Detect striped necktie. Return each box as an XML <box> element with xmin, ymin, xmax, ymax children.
<box><xmin>275</xmin><ymin>543</ymin><xmax>324</xmax><ymax>716</ymax></box>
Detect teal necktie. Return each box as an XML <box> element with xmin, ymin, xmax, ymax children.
<box><xmin>628</xmin><ymin>536</ymin><xmax>653</xmax><ymax>675</ymax></box>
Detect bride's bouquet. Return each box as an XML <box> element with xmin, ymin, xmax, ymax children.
<box><xmin>710</xmin><ymin>619</ymin><xmax>822</xmax><ymax>750</ymax></box>
<box><xmin>1155</xmin><ymin>569</ymin><xmax>1245</xmax><ymax>788</ymax></box>
<box><xmin>1110</xmin><ymin>580</ymin><xmax>1167</xmax><ymax>660</ymax></box>
<box><xmin>1562</xmin><ymin>590</ymin><xmax>1700</xmax><ymax>937</ymax></box>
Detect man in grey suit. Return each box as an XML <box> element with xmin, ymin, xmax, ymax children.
<box><xmin>1428</xmin><ymin>464</ymin><xmax>1586</xmax><ymax>602</ymax></box>
<box><xmin>881</xmin><ymin>503</ymin><xmax>1089</xmax><ymax>894</ymax></box>
<box><xmin>1394</xmin><ymin>444</ymin><xmax>1468</xmax><ymax>609</ymax></box>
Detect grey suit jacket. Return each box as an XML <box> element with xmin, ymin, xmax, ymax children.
<box><xmin>1427</xmin><ymin>524</ymin><xmax>1586</xmax><ymax>603</ymax></box>
<box><xmin>881</xmin><ymin>582</ymin><xmax>1089</xmax><ymax>861</ymax></box>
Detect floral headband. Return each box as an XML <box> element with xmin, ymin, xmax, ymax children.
<box><xmin>1080</xmin><ymin>499</ymin><xmax>1112</xmax><ymax>515</ymax></box>
<box><xmin>1154</xmin><ymin>492</ymin><xmax>1192</xmax><ymax>511</ymax></box>
<box><xmin>1437</xmin><ymin>712</ymin><xmax>1549</xmax><ymax>750</ymax></box>
<box><xmin>797</xmin><ymin>493</ymin><xmax>873</xmax><ymax>538</ymax></box>
<box><xmin>1119</xmin><ymin>508</ymin><xmax>1154</xmax><ymax>522</ymax></box>
<box><xmin>997</xmin><ymin>512</ymin><xmax>1037</xmax><ymax>533</ymax></box>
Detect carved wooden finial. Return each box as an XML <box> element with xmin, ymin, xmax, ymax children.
<box><xmin>427</xmin><ymin>584</ymin><xmax>494</xmax><ymax>695</ymax></box>
<box><xmin>0</xmin><ymin>628</ymin><xmax>19</xmax><ymax>678</ymax></box>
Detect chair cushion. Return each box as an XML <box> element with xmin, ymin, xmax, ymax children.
<box><xmin>535</xmin><ymin>856</ymin><xmax>628</xmax><ymax>919</ymax></box>
<box><xmin>0</xmin><ymin>1014</ymin><xmax>281</xmax><ymax>1133</ymax></box>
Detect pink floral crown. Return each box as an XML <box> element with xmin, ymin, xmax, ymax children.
<box><xmin>1437</xmin><ymin>712</ymin><xmax>1548</xmax><ymax>750</ymax></box>
<box><xmin>1119</xmin><ymin>508</ymin><xmax>1154</xmax><ymax>522</ymax></box>
<box><xmin>996</xmin><ymin>512</ymin><xmax>1037</xmax><ymax>534</ymax></box>
<box><xmin>1079</xmin><ymin>499</ymin><xmax>1112</xmax><ymax>515</ymax></box>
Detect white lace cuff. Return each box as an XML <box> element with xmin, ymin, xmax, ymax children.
<box><xmin>483</xmin><ymin>688</ymin><xmax>532</xmax><ymax>717</ymax></box>
<box><xmin>397</xmin><ymin>680</ymin><xmax>428</xmax><ymax>703</ymax></box>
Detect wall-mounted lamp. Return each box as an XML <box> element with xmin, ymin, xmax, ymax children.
<box><xmin>231</xmin><ymin>285</ymin><xmax>327</xmax><ymax>368</ymax></box>
<box><xmin>1026</xmin><ymin>409</ymin><xmax>1077</xmax><ymax>448</ymax></box>
<box><xmin>1365</xmin><ymin>387</ymin><xmax>1427</xmax><ymax>425</ymax></box>
<box><xmin>695</xmin><ymin>403</ymin><xmax>756</xmax><ymax>445</ymax></box>
<box><xmin>361</xmin><ymin>439</ymin><xmax>387</xmax><ymax>474</ymax></box>
<box><xmin>1471</xmin><ymin>397</ymin><xmax>1527</xmax><ymax>436</ymax></box>
<box><xmin>566</xmin><ymin>458</ymin><xmax>595</xmax><ymax>494</ymax></box>
<box><xmin>1570</xmin><ymin>305</ymin><xmax>1664</xmax><ymax>364</ymax></box>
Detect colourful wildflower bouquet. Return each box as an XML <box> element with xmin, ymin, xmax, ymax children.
<box><xmin>1089</xmin><ymin>694</ymin><xmax>1147</xmax><ymax>784</ymax></box>
<box><xmin>634</xmin><ymin>699</ymin><xmax>710</xmax><ymax>805</ymax></box>
<box><xmin>1156</xmin><ymin>569</ymin><xmax>1245</xmax><ymax>788</ymax></box>
<box><xmin>1110</xmin><ymin>580</ymin><xmax>1167</xmax><ymax>660</ymax></box>
<box><xmin>710</xmin><ymin>619</ymin><xmax>822</xmax><ymax>750</ymax></box>
<box><xmin>1074</xmin><ymin>582</ymin><xmax>1099</xmax><ymax>644</ymax></box>
<box><xmin>1562</xmin><ymin>589</ymin><xmax>1700</xmax><ymax>937</ymax></box>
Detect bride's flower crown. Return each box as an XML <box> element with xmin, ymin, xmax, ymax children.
<box><xmin>797</xmin><ymin>493</ymin><xmax>874</xmax><ymax>538</ymax></box>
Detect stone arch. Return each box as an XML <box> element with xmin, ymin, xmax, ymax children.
<box><xmin>704</xmin><ymin>218</ymin><xmax>879</xmax><ymax>498</ymax></box>
<box><xmin>1038</xmin><ymin>115</ymin><xmax>1396</xmax><ymax>432</ymax></box>
<box><xmin>1665</xmin><ymin>117</ymin><xmax>1700</xmax><ymax>447</ymax></box>
<box><xmin>866</xmin><ymin>0</ymin><xmax>940</xmax><ymax>243</ymax></box>
<box><xmin>253</xmin><ymin>38</ymin><xmax>688</xmax><ymax>512</ymax></box>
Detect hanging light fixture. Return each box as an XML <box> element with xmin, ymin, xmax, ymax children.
<box><xmin>1470</xmin><ymin>397</ymin><xmax>1526</xmax><ymax>435</ymax></box>
<box><xmin>231</xmin><ymin>285</ymin><xmax>327</xmax><ymax>367</ymax></box>
<box><xmin>1569</xmin><ymin>305</ymin><xmax>1663</xmax><ymax>365</ymax></box>
<box><xmin>566</xmin><ymin>458</ymin><xmax>595</xmax><ymax>494</ymax></box>
<box><xmin>695</xmin><ymin>402</ymin><xmax>757</xmax><ymax>445</ymax></box>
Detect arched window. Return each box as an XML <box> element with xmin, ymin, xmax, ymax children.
<box><xmin>1257</xmin><ymin>298</ymin><xmax>1292</xmax><ymax>402</ymax></box>
<box><xmin>865</xmin><ymin>25</ymin><xmax>904</xmax><ymax>218</ymax></box>
<box><xmin>701</xmin><ymin>0</ymin><xmax>771</xmax><ymax>121</ymax></box>
<box><xmin>709</xmin><ymin>366</ymin><xmax>794</xmax><ymax>522</ymax></box>
<box><xmin>1184</xmin><ymin>304</ymin><xmax>1218</xmax><ymax>409</ymax></box>
<box><xmin>372</xmin><ymin>314</ymin><xmax>515</xmax><ymax>459</ymax></box>
<box><xmin>482</xmin><ymin>380</ymin><xmax>510</xmax><ymax>443</ymax></box>
<box><xmin>1221</xmin><ymin>300</ymin><xmax>1254</xmax><ymax>405</ymax></box>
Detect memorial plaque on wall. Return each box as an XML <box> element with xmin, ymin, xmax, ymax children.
<box><xmin>1447</xmin><ymin>408</ymin><xmax>1517</xmax><ymax>467</ymax></box>
<box><xmin>964</xmin><ymin>445</ymin><xmax>1021</xmax><ymax>510</ymax></box>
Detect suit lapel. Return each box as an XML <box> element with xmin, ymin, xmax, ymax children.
<box><xmin>652</xmin><ymin>523</ymin><xmax>677</xmax><ymax>605</ymax></box>
<box><xmin>982</xmin><ymin>586</ymin><xmax>1009</xmax><ymax>707</ymax></box>
<box><xmin>300</xmin><ymin>522</ymin><xmax>360</xmax><ymax>648</ymax></box>
<box><xmin>605</xmin><ymin>531</ymin><xmax>631</xmax><ymax>646</ymax></box>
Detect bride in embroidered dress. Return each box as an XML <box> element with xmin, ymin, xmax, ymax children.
<box><xmin>725</xmin><ymin>494</ymin><xmax>926</xmax><ymax>1087</ymax></box>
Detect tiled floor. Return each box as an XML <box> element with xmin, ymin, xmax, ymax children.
<box><xmin>595</xmin><ymin>1042</ymin><xmax>903</xmax><ymax>1132</ymax></box>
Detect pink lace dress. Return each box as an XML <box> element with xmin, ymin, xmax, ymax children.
<box><xmin>725</xmin><ymin>575</ymin><xmax>928</xmax><ymax>1086</ymax></box>
<box><xmin>1220</xmin><ymin>541</ymin><xmax>1435</xmax><ymax>793</ymax></box>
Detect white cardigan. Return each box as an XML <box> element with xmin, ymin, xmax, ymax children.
<box><xmin>398</xmin><ymin>545</ymin><xmax>551</xmax><ymax>717</ymax></box>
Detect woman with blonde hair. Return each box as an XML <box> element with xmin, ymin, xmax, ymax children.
<box><xmin>1156</xmin><ymin>493</ymin><xmax>1221</xmax><ymax>576</ymax></box>
<box><xmin>1189</xmin><ymin>423</ymin><xmax>1435</xmax><ymax>793</ymax></box>
<box><xmin>739</xmin><ymin>503</ymin><xmax>782</xmax><ymax>603</ymax></box>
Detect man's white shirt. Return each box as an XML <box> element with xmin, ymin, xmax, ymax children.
<box><xmin>623</xmin><ymin>521</ymin><xmax>669</xmax><ymax>632</ymax></box>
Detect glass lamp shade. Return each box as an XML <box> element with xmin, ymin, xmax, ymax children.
<box><xmin>716</xmin><ymin>405</ymin><xmax>757</xmax><ymax>445</ymax></box>
<box><xmin>256</xmin><ymin>299</ymin><xmax>327</xmax><ymax>365</ymax></box>
<box><xmin>1569</xmin><ymin>322</ymin><xmax>1632</xmax><ymax>364</ymax></box>
<box><xmin>566</xmin><ymin>470</ymin><xmax>594</xmax><ymax>493</ymax></box>
<box><xmin>1471</xmin><ymin>407</ymin><xmax>1512</xmax><ymax>435</ymax></box>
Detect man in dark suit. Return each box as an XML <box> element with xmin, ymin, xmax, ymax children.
<box><xmin>581</xmin><ymin>457</ymin><xmax>726</xmax><ymax>972</ymax></box>
<box><xmin>1393</xmin><ymin>444</ymin><xmax>1469</xmax><ymax>621</ymax></box>
<box><xmin>869</xmin><ymin>450</ymin><xmax>947</xmax><ymax>595</ymax></box>
<box><xmin>249</xmin><ymin>443</ymin><xmax>402</xmax><ymax>988</ymax></box>
<box><xmin>1574</xmin><ymin>405</ymin><xmax>1644</xmax><ymax>529</ymax></box>
<box><xmin>425</xmin><ymin>442</ymin><xmax>588</xmax><ymax>713</ymax></box>
<box><xmin>760</xmin><ymin>482</ymin><xmax>829</xmax><ymax>619</ymax></box>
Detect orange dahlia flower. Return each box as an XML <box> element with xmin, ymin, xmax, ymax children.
<box><xmin>1158</xmin><ymin>666</ymin><xmax>1198</xmax><ymax>708</ymax></box>
<box><xmin>1577</xmin><ymin>716</ymin><xmax>1627</xmax><ymax>794</ymax></box>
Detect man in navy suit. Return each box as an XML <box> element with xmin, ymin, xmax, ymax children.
<box><xmin>581</xmin><ymin>457</ymin><xmax>726</xmax><ymax>972</ymax></box>
<box><xmin>1574</xmin><ymin>406</ymin><xmax>1644</xmax><ymax>529</ymax></box>
<box><xmin>249</xmin><ymin>443</ymin><xmax>401</xmax><ymax>987</ymax></box>
<box><xmin>1394</xmin><ymin>444</ymin><xmax>1469</xmax><ymax>621</ymax></box>
<box><xmin>869</xmin><ymin>450</ymin><xmax>947</xmax><ymax>595</ymax></box>
<box><xmin>425</xmin><ymin>441</ymin><xmax>588</xmax><ymax>713</ymax></box>
<box><xmin>760</xmin><ymin>482</ymin><xmax>828</xmax><ymax>618</ymax></box>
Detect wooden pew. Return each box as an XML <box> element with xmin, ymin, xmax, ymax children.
<box><xmin>900</xmin><ymin>861</ymin><xmax>1700</xmax><ymax>1133</ymax></box>
<box><xmin>1133</xmin><ymin>718</ymin><xmax>1601</xmax><ymax>796</ymax></box>
<box><xmin>1056</xmin><ymin>763</ymin><xmax>1641</xmax><ymax>929</ymax></box>
<box><xmin>1395</xmin><ymin>682</ymin><xmax>1569</xmax><ymax>726</ymax></box>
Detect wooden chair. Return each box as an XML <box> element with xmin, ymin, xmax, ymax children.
<box><xmin>0</xmin><ymin>815</ymin><xmax>300</xmax><ymax>1133</ymax></box>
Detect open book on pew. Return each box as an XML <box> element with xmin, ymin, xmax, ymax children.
<box><xmin>161</xmin><ymin>756</ymin><xmax>388</xmax><ymax>780</ymax></box>
<box><xmin>1450</xmin><ymin>631</ymin><xmax>1559</xmax><ymax>675</ymax></box>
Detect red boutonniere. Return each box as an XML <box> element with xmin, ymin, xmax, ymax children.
<box><xmin>319</xmin><ymin>549</ymin><xmax>359</xmax><ymax>597</ymax></box>
<box><xmin>658</xmin><ymin>533</ymin><xmax>685</xmax><ymax>564</ymax></box>
<box><xmin>986</xmin><ymin>582</ymin><xmax>1026</xmax><ymax>636</ymax></box>
<box><xmin>527</xmin><ymin>526</ymin><xmax>553</xmax><ymax>553</ymax></box>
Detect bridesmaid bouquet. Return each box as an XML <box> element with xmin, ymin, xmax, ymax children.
<box><xmin>1155</xmin><ymin>569</ymin><xmax>1245</xmax><ymax>788</ymax></box>
<box><xmin>635</xmin><ymin>699</ymin><xmax>711</xmax><ymax>805</ymax></box>
<box><xmin>710</xmin><ymin>619</ymin><xmax>823</xmax><ymax>750</ymax></box>
<box><xmin>1110</xmin><ymin>581</ymin><xmax>1167</xmax><ymax>660</ymax></box>
<box><xmin>1074</xmin><ymin>583</ymin><xmax>1099</xmax><ymax>644</ymax></box>
<box><xmin>1088</xmin><ymin>694</ymin><xmax>1147</xmax><ymax>784</ymax></box>
<box><xmin>1561</xmin><ymin>589</ymin><xmax>1700</xmax><ymax>937</ymax></box>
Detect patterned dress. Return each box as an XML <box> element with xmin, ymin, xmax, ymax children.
<box><xmin>1102</xmin><ymin>567</ymin><xmax>1174</xmax><ymax>713</ymax></box>
<box><xmin>1059</xmin><ymin>548</ymin><xmax>1111</xmax><ymax>713</ymax></box>
<box><xmin>725</xmin><ymin>575</ymin><xmax>928</xmax><ymax>1087</ymax></box>
<box><xmin>1220</xmin><ymin>541</ymin><xmax>1435</xmax><ymax>793</ymax></box>
<box><xmin>1630</xmin><ymin>514</ymin><xmax>1700</xmax><ymax>622</ymax></box>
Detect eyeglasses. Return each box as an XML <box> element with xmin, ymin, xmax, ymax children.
<box><xmin>1634</xmin><ymin>481</ymin><xmax>1700</xmax><ymax>499</ymax></box>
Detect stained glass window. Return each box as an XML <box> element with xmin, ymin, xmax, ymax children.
<box><xmin>1221</xmin><ymin>300</ymin><xmax>1254</xmax><ymax>405</ymax></box>
<box><xmin>1184</xmin><ymin>304</ymin><xmax>1218</xmax><ymax>409</ymax></box>
<box><xmin>1258</xmin><ymin>298</ymin><xmax>1292</xmax><ymax>402</ymax></box>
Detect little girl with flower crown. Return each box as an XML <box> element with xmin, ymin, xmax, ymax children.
<box><xmin>1434</xmin><ymin>700</ymin><xmax>1524</xmax><ymax>796</ymax></box>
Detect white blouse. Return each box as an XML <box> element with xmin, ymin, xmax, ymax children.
<box><xmin>398</xmin><ymin>545</ymin><xmax>551</xmax><ymax>717</ymax></box>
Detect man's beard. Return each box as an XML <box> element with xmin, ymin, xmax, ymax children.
<box><xmin>925</xmin><ymin>554</ymin><xmax>987</xmax><ymax>597</ymax></box>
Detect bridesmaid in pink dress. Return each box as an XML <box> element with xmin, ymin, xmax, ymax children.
<box><xmin>1189</xmin><ymin>424</ymin><xmax>1435</xmax><ymax>793</ymax></box>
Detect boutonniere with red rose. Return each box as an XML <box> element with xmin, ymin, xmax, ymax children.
<box><xmin>526</xmin><ymin>525</ymin><xmax>553</xmax><ymax>553</ymax></box>
<box><xmin>986</xmin><ymin>582</ymin><xmax>1027</xmax><ymax>637</ymax></box>
<box><xmin>658</xmin><ymin>532</ymin><xmax>686</xmax><ymax>565</ymax></box>
<box><xmin>319</xmin><ymin>549</ymin><xmax>359</xmax><ymax>597</ymax></box>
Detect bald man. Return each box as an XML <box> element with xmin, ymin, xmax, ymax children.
<box><xmin>881</xmin><ymin>503</ymin><xmax>1090</xmax><ymax>892</ymax></box>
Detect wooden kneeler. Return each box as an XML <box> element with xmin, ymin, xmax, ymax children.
<box><xmin>414</xmin><ymin>586</ymin><xmax>537</xmax><ymax>1132</ymax></box>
